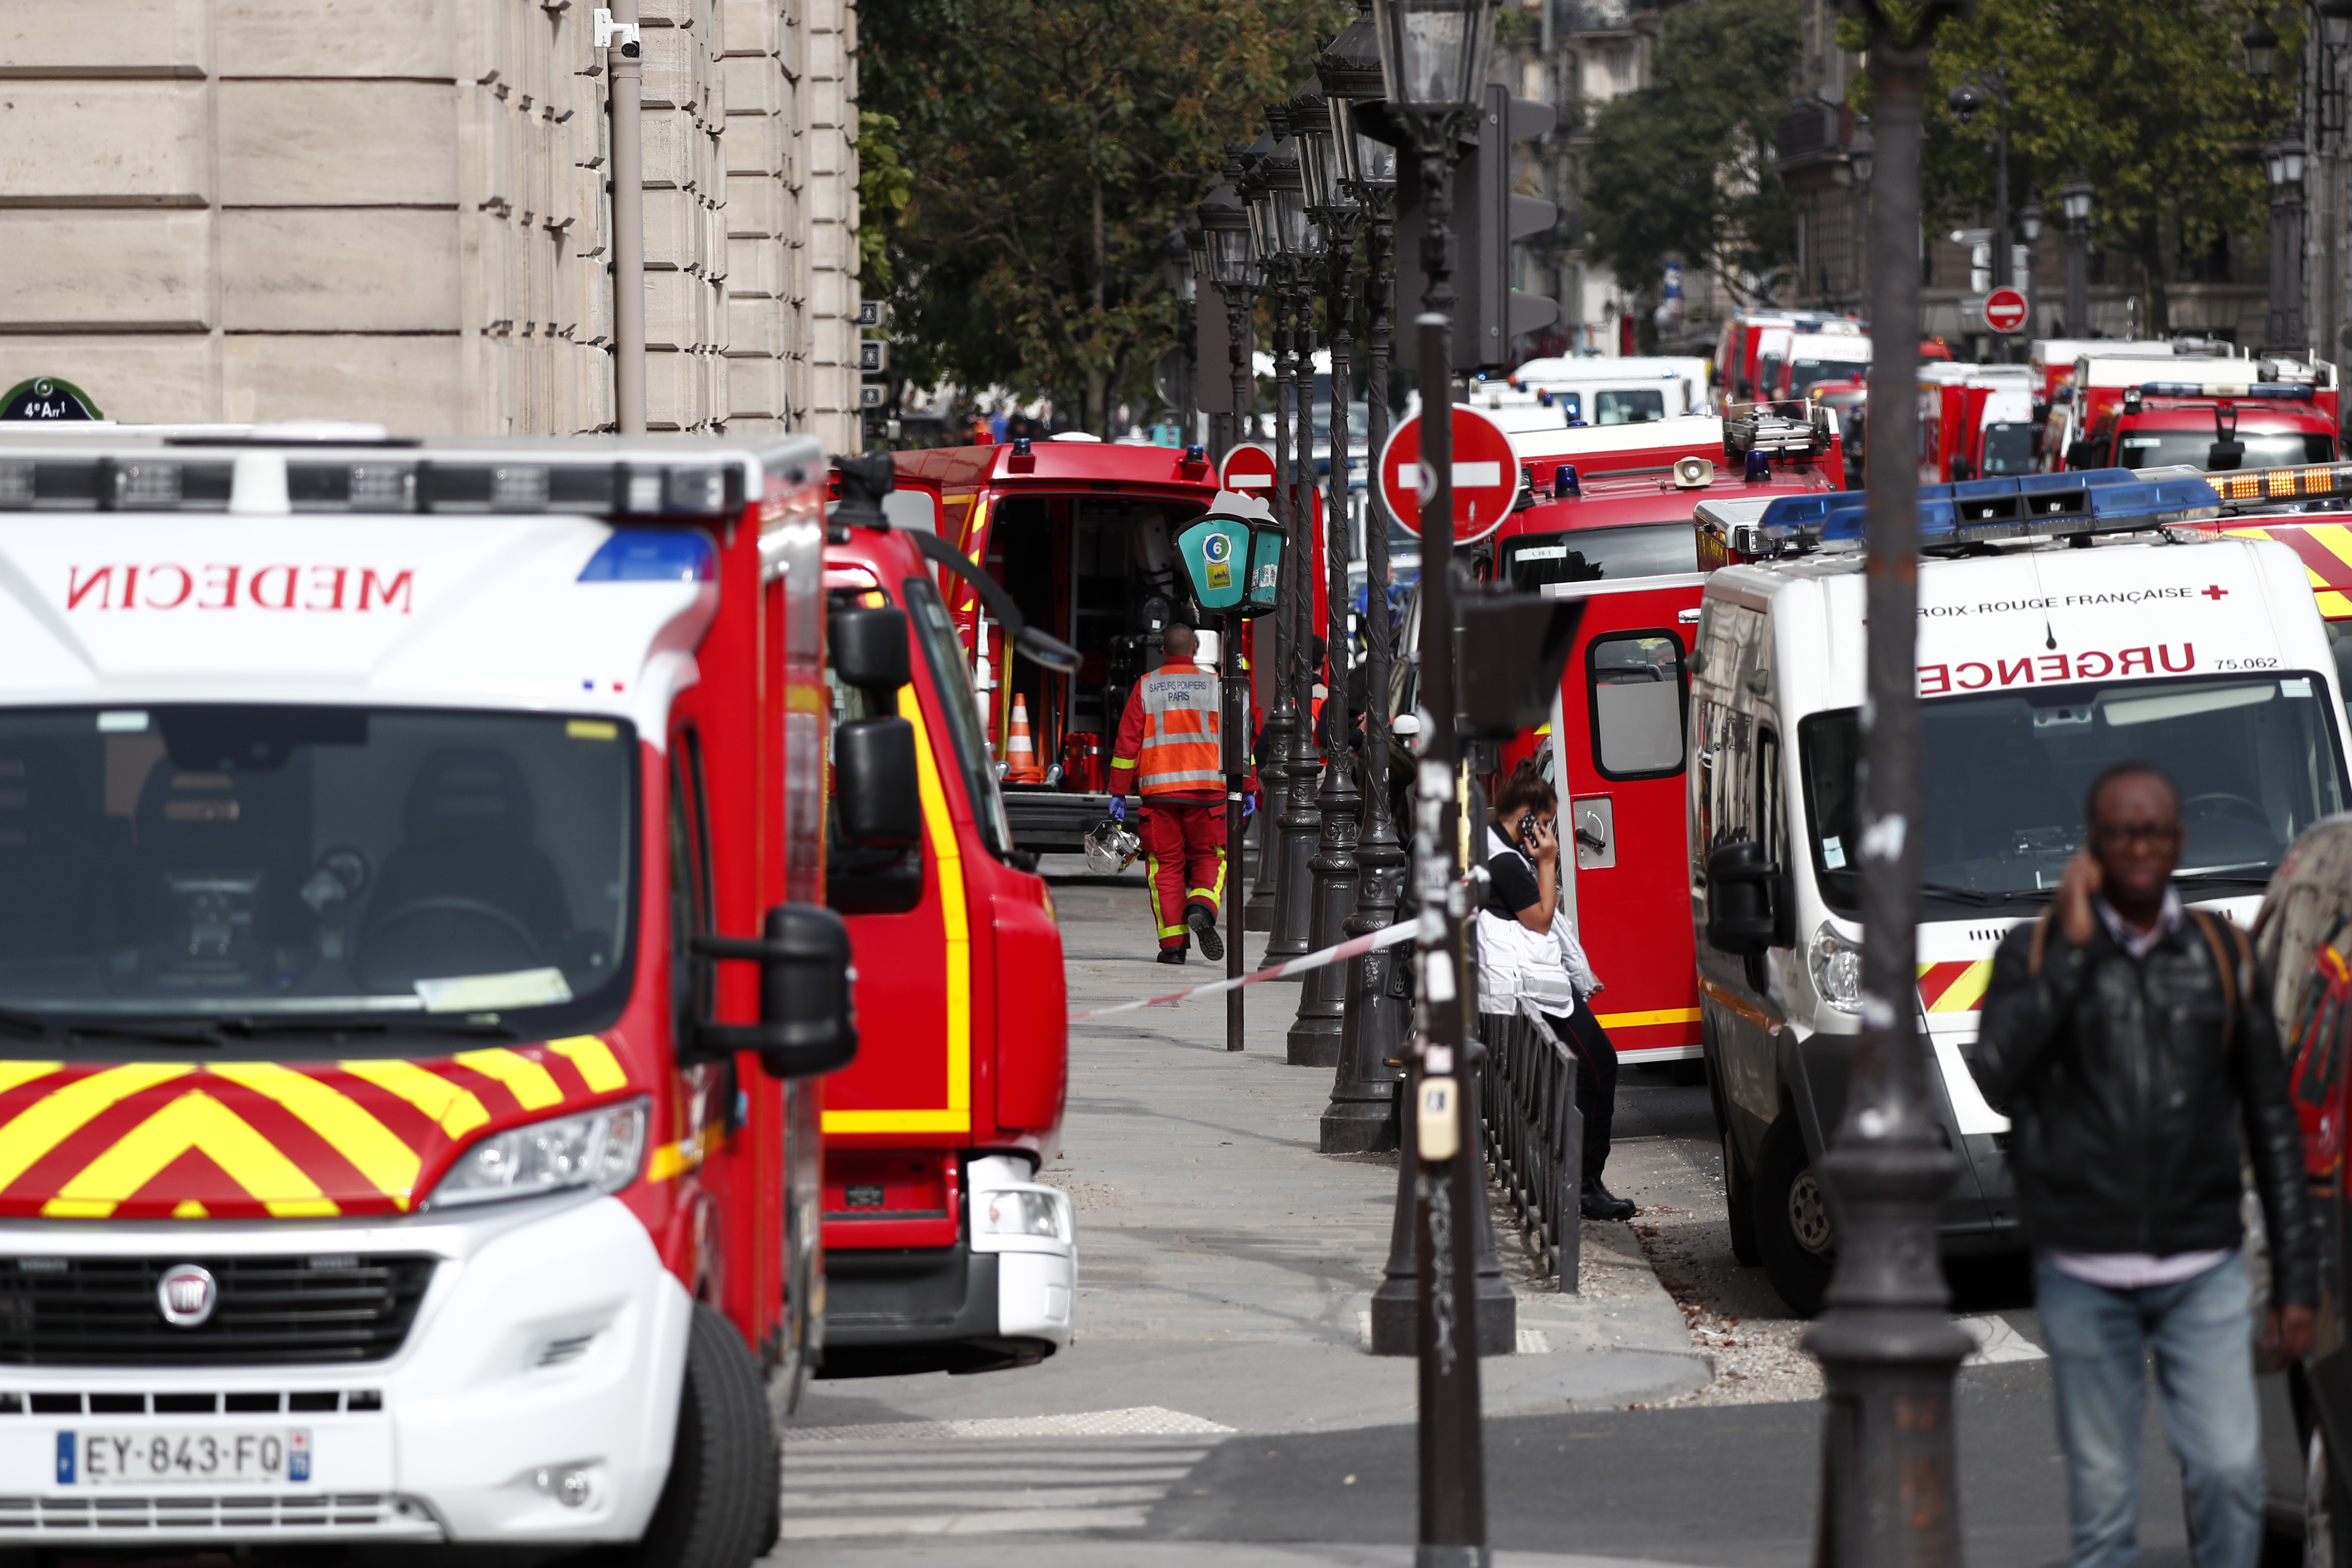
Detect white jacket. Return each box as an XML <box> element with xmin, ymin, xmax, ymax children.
<box><xmin>1473</xmin><ymin>825</ymin><xmax>1600</xmax><ymax>1014</ymax></box>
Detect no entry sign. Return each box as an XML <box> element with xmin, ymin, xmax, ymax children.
<box><xmin>1983</xmin><ymin>287</ymin><xmax>2028</xmax><ymax>334</ymax></box>
<box><xmin>1378</xmin><ymin>404</ymin><xmax>1519</xmax><ymax>545</ymax></box>
<box><xmin>1219</xmin><ymin>442</ymin><xmax>1278</xmax><ymax>494</ymax></box>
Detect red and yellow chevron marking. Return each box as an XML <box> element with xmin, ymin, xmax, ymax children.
<box><xmin>0</xmin><ymin>1038</ymin><xmax>634</xmax><ymax>1221</ymax></box>
<box><xmin>2225</xmin><ymin>521</ymin><xmax>2352</xmax><ymax>619</ymax></box>
<box><xmin>1917</xmin><ymin>960</ymin><xmax>1994</xmax><ymax>1016</ymax></box>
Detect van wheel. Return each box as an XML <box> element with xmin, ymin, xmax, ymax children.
<box><xmin>1755</xmin><ymin>1116</ymin><xmax>1834</xmax><ymax>1317</ymax></box>
<box><xmin>630</xmin><ymin>1303</ymin><xmax>778</xmax><ymax>1568</ymax></box>
<box><xmin>1722</xmin><ymin>1118</ymin><xmax>1762</xmax><ymax>1268</ymax></box>
<box><xmin>1706</xmin><ymin>1062</ymin><xmax>1762</xmax><ymax>1268</ymax></box>
<box><xmin>2311</xmin><ymin>1422</ymin><xmax>2351</xmax><ymax>1567</ymax></box>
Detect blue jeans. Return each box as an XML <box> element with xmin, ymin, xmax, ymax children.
<box><xmin>2034</xmin><ymin>1253</ymin><xmax>2264</xmax><ymax>1568</ymax></box>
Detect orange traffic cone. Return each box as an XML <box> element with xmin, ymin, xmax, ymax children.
<box><xmin>1004</xmin><ymin>695</ymin><xmax>1045</xmax><ymax>784</ymax></box>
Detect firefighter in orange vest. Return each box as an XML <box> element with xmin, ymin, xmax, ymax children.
<box><xmin>1108</xmin><ymin>623</ymin><xmax>1248</xmax><ymax>965</ymax></box>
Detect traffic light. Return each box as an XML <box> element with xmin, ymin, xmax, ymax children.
<box><xmin>1392</xmin><ymin>84</ymin><xmax>1559</xmax><ymax>372</ymax></box>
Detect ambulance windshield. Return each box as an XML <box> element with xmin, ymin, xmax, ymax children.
<box><xmin>1800</xmin><ymin>674</ymin><xmax>2345</xmax><ymax>914</ymax></box>
<box><xmin>1788</xmin><ymin>356</ymin><xmax>1868</xmax><ymax>395</ymax></box>
<box><xmin>1980</xmin><ymin>423</ymin><xmax>2035</xmax><ymax>476</ymax></box>
<box><xmin>1502</xmin><ymin>525</ymin><xmax>1699</xmax><ymax>591</ymax></box>
<box><xmin>2118</xmin><ymin>429</ymin><xmax>2335</xmax><ymax>469</ymax></box>
<box><xmin>0</xmin><ymin>706</ymin><xmax>636</xmax><ymax>1036</ymax></box>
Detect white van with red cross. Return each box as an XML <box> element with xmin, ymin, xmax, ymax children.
<box><xmin>1690</xmin><ymin>467</ymin><xmax>2352</xmax><ymax>1315</ymax></box>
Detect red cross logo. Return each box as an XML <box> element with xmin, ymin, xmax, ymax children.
<box><xmin>2202</xmin><ymin>585</ymin><xmax>2228</xmax><ymax>600</ymax></box>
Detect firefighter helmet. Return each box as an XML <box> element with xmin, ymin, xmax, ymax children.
<box><xmin>1084</xmin><ymin>816</ymin><xmax>1141</xmax><ymax>876</ymax></box>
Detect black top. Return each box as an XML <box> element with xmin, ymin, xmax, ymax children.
<box><xmin>1484</xmin><ymin>826</ymin><xmax>1542</xmax><ymax>922</ymax></box>
<box><xmin>1968</xmin><ymin>910</ymin><xmax>2316</xmax><ymax>1305</ymax></box>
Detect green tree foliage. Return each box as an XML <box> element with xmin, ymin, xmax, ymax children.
<box><xmin>860</xmin><ymin>0</ymin><xmax>1346</xmax><ymax>432</ymax></box>
<box><xmin>1905</xmin><ymin>0</ymin><xmax>2287</xmax><ymax>334</ymax></box>
<box><xmin>858</xmin><ymin>110</ymin><xmax>915</xmax><ymax>294</ymax></box>
<box><xmin>1579</xmin><ymin>0</ymin><xmax>1803</xmax><ymax>312</ymax></box>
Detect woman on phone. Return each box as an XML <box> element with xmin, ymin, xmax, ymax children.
<box><xmin>1474</xmin><ymin>758</ymin><xmax>1636</xmax><ymax>1222</ymax></box>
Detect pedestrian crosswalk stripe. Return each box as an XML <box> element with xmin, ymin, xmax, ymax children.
<box><xmin>783</xmin><ymin>1405</ymin><xmax>1234</xmax><ymax>1441</ymax></box>
<box><xmin>779</xmin><ymin>1437</ymin><xmax>1217</xmax><ymax>1542</ymax></box>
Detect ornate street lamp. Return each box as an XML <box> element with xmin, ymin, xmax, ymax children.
<box><xmin>2061</xmin><ymin>171</ymin><xmax>2092</xmax><ymax>336</ymax></box>
<box><xmin>1948</xmin><ymin>71</ymin><xmax>2014</xmax><ymax>355</ymax></box>
<box><xmin>1319</xmin><ymin>0</ymin><xmax>1414</xmax><ymax>1155</ymax></box>
<box><xmin>1803</xmin><ymin>0</ymin><xmax>1976</xmax><ymax>1561</ymax></box>
<box><xmin>1367</xmin><ymin>0</ymin><xmax>1498</xmax><ymax>1555</ymax></box>
<box><xmin>1249</xmin><ymin>108</ymin><xmax>1323</xmax><ymax>969</ymax></box>
<box><xmin>1164</xmin><ymin>223</ymin><xmax>1198</xmax><ymax>447</ymax></box>
<box><xmin>2018</xmin><ymin>195</ymin><xmax>2044</xmax><ymax>339</ymax></box>
<box><xmin>2245</xmin><ymin>12</ymin><xmax>2280</xmax><ymax>80</ymax></box>
<box><xmin>1198</xmin><ymin>162</ymin><xmax>1257</xmax><ymax>461</ymax></box>
<box><xmin>1285</xmin><ymin>83</ymin><xmax>1365</xmax><ymax>1069</ymax></box>
<box><xmin>2265</xmin><ymin>126</ymin><xmax>2309</xmax><ymax>353</ymax></box>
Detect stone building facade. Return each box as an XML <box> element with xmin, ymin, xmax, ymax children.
<box><xmin>0</xmin><ymin>0</ymin><xmax>860</xmax><ymax>448</ymax></box>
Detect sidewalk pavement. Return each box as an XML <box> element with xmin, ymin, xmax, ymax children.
<box><xmin>781</xmin><ymin>1543</ymin><xmax>1705</xmax><ymax>1568</ymax></box>
<box><xmin>784</xmin><ymin>861</ymin><xmax>1711</xmax><ymax>1445</ymax></box>
<box><xmin>776</xmin><ymin>861</ymin><xmax>1721</xmax><ymax>1560</ymax></box>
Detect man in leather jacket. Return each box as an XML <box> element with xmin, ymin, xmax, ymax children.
<box><xmin>1969</xmin><ymin>762</ymin><xmax>2315</xmax><ymax>1568</ymax></box>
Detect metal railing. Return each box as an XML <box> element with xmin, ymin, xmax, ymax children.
<box><xmin>1476</xmin><ymin>997</ymin><xmax>1583</xmax><ymax>1291</ymax></box>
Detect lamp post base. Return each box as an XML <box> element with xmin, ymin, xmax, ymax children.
<box><xmin>1414</xmin><ymin>1547</ymin><xmax>1492</xmax><ymax>1568</ymax></box>
<box><xmin>1370</xmin><ymin>1070</ymin><xmax>1516</xmax><ymax>1357</ymax></box>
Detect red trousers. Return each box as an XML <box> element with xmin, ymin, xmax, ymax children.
<box><xmin>1137</xmin><ymin>797</ymin><xmax>1227</xmax><ymax>950</ymax></box>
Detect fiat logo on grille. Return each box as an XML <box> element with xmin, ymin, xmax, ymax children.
<box><xmin>156</xmin><ymin>1264</ymin><xmax>217</xmax><ymax>1328</ymax></box>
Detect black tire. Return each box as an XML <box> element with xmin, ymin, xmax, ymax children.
<box><xmin>1705</xmin><ymin>1054</ymin><xmax>1763</xmax><ymax>1268</ymax></box>
<box><xmin>1754</xmin><ymin>1115</ymin><xmax>1834</xmax><ymax>1317</ymax></box>
<box><xmin>631</xmin><ymin>1303</ymin><xmax>778</xmax><ymax>1568</ymax></box>
<box><xmin>1722</xmin><ymin>1117</ymin><xmax>1763</xmax><ymax>1268</ymax></box>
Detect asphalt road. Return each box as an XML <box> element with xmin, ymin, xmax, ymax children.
<box><xmin>1149</xmin><ymin>1362</ymin><xmax>2126</xmax><ymax>1566</ymax></box>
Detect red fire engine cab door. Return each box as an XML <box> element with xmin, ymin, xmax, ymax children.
<box><xmin>1547</xmin><ymin>574</ymin><xmax>1707</xmax><ymax>1063</ymax></box>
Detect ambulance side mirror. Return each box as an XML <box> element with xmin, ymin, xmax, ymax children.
<box><xmin>830</xmin><ymin>606</ymin><xmax>910</xmax><ymax>692</ymax></box>
<box><xmin>691</xmin><ymin>903</ymin><xmax>858</xmax><ymax>1079</ymax></box>
<box><xmin>1704</xmin><ymin>839</ymin><xmax>1784</xmax><ymax>960</ymax></box>
<box><xmin>834</xmin><ymin>717</ymin><xmax>922</xmax><ymax>848</ymax></box>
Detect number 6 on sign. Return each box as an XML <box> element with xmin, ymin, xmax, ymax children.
<box><xmin>1378</xmin><ymin>404</ymin><xmax>1520</xmax><ymax>545</ymax></box>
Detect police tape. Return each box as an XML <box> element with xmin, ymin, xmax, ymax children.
<box><xmin>1070</xmin><ymin>913</ymin><xmax>1435</xmax><ymax>1022</ymax></box>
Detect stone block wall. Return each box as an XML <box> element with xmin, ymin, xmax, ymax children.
<box><xmin>0</xmin><ymin>0</ymin><xmax>859</xmax><ymax>447</ymax></box>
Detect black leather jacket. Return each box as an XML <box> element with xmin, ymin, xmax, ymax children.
<box><xmin>1967</xmin><ymin>905</ymin><xmax>2317</xmax><ymax>1308</ymax></box>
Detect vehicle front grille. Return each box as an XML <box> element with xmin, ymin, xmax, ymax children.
<box><xmin>0</xmin><ymin>1492</ymin><xmax>437</xmax><ymax>1534</ymax></box>
<box><xmin>0</xmin><ymin>1257</ymin><xmax>437</xmax><ymax>1366</ymax></box>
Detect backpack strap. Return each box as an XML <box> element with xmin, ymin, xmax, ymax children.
<box><xmin>2189</xmin><ymin>908</ymin><xmax>2250</xmax><ymax>1050</ymax></box>
<box><xmin>2027</xmin><ymin>908</ymin><xmax>2055</xmax><ymax>977</ymax></box>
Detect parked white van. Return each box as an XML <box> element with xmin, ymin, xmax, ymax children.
<box><xmin>1689</xmin><ymin>468</ymin><xmax>2352</xmax><ymax>1313</ymax></box>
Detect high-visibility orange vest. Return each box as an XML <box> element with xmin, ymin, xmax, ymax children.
<box><xmin>1133</xmin><ymin>660</ymin><xmax>1222</xmax><ymax>796</ymax></box>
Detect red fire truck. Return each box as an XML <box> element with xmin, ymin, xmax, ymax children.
<box><xmin>1461</xmin><ymin>410</ymin><xmax>1841</xmax><ymax>1065</ymax></box>
<box><xmin>812</xmin><ymin>467</ymin><xmax>1078</xmax><ymax>1377</ymax></box>
<box><xmin>1712</xmin><ymin>310</ymin><xmax>1866</xmax><ymax>402</ymax></box>
<box><xmin>0</xmin><ymin>425</ymin><xmax>859</xmax><ymax>1563</ymax></box>
<box><xmin>1917</xmin><ymin>364</ymin><xmax>2037</xmax><ymax>482</ymax></box>
<box><xmin>892</xmin><ymin>440</ymin><xmax>1277</xmax><ymax>854</ymax></box>
<box><xmin>2057</xmin><ymin>353</ymin><xmax>2340</xmax><ymax>473</ymax></box>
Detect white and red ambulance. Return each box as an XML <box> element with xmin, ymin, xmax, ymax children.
<box><xmin>1689</xmin><ymin>467</ymin><xmax>2352</xmax><ymax>1314</ymax></box>
<box><xmin>0</xmin><ymin>426</ymin><xmax>864</xmax><ymax>1561</ymax></box>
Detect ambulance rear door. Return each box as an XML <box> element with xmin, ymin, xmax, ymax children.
<box><xmin>1543</xmin><ymin>571</ymin><xmax>1708</xmax><ymax>1062</ymax></box>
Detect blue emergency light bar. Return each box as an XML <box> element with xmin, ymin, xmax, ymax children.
<box><xmin>1756</xmin><ymin>467</ymin><xmax>2220</xmax><ymax>548</ymax></box>
<box><xmin>2135</xmin><ymin>382</ymin><xmax>2314</xmax><ymax>399</ymax></box>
